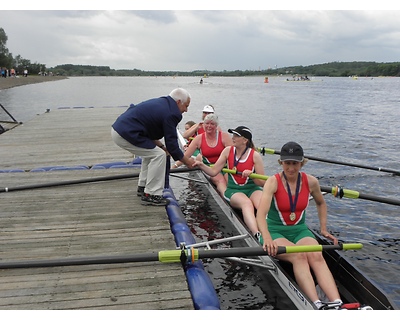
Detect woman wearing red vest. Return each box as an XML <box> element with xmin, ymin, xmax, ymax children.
<box><xmin>256</xmin><ymin>141</ymin><xmax>342</xmax><ymax>309</ymax></box>
<box><xmin>194</xmin><ymin>125</ymin><xmax>265</xmax><ymax>236</ymax></box>
<box><xmin>180</xmin><ymin>114</ymin><xmax>232</xmax><ymax>196</ymax></box>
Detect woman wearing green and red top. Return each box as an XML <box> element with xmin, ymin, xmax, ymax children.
<box><xmin>194</xmin><ymin>125</ymin><xmax>265</xmax><ymax>236</ymax></box>
<box><xmin>256</xmin><ymin>141</ymin><xmax>342</xmax><ymax>309</ymax></box>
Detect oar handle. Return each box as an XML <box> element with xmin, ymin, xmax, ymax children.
<box><xmin>222</xmin><ymin>168</ymin><xmax>269</xmax><ymax>180</ymax></box>
<box><xmin>256</xmin><ymin>147</ymin><xmax>277</xmax><ymax>156</ymax></box>
<box><xmin>283</xmin><ymin>243</ymin><xmax>362</xmax><ymax>254</ymax></box>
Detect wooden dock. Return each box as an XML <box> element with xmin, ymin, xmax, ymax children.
<box><xmin>0</xmin><ymin>107</ymin><xmax>194</xmax><ymax>309</ymax></box>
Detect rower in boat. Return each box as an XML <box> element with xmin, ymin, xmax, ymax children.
<box><xmin>256</xmin><ymin>141</ymin><xmax>343</xmax><ymax>309</ymax></box>
<box><xmin>194</xmin><ymin>125</ymin><xmax>265</xmax><ymax>237</ymax></box>
<box><xmin>175</xmin><ymin>114</ymin><xmax>233</xmax><ymax>196</ymax></box>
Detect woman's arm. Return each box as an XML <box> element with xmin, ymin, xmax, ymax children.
<box><xmin>256</xmin><ymin>176</ymin><xmax>278</xmax><ymax>255</ymax></box>
<box><xmin>251</xmin><ymin>151</ymin><xmax>266</xmax><ymax>186</ymax></box>
<box><xmin>308</xmin><ymin>174</ymin><xmax>338</xmax><ymax>245</ymax></box>
<box><xmin>194</xmin><ymin>146</ymin><xmax>230</xmax><ymax>177</ymax></box>
<box><xmin>172</xmin><ymin>135</ymin><xmax>201</xmax><ymax>168</ymax></box>
<box><xmin>182</xmin><ymin>122</ymin><xmax>201</xmax><ymax>139</ymax></box>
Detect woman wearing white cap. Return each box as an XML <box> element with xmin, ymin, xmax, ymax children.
<box><xmin>256</xmin><ymin>141</ymin><xmax>342</xmax><ymax>309</ymax></box>
<box><xmin>182</xmin><ymin>105</ymin><xmax>219</xmax><ymax>140</ymax></box>
<box><xmin>194</xmin><ymin>125</ymin><xmax>265</xmax><ymax>236</ymax></box>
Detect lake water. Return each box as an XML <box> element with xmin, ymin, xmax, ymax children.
<box><xmin>1</xmin><ymin>76</ymin><xmax>399</xmax><ymax>309</ymax></box>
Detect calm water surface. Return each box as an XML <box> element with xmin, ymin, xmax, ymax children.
<box><xmin>1</xmin><ymin>76</ymin><xmax>399</xmax><ymax>309</ymax></box>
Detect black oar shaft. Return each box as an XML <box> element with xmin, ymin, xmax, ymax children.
<box><xmin>0</xmin><ymin>244</ymin><xmax>361</xmax><ymax>269</ymax></box>
<box><xmin>0</xmin><ymin>167</ymin><xmax>199</xmax><ymax>193</ymax></box>
<box><xmin>307</xmin><ymin>155</ymin><xmax>400</xmax><ymax>176</ymax></box>
<box><xmin>1</xmin><ymin>173</ymin><xmax>138</xmax><ymax>193</ymax></box>
<box><xmin>320</xmin><ymin>186</ymin><xmax>400</xmax><ymax>206</ymax></box>
<box><xmin>0</xmin><ymin>253</ymin><xmax>160</xmax><ymax>269</ymax></box>
<box><xmin>223</xmin><ymin>167</ymin><xmax>400</xmax><ymax>206</ymax></box>
<box><xmin>259</xmin><ymin>148</ymin><xmax>400</xmax><ymax>176</ymax></box>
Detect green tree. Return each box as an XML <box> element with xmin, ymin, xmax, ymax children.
<box><xmin>0</xmin><ymin>27</ymin><xmax>10</xmax><ymax>67</ymax></box>
<box><xmin>13</xmin><ymin>55</ymin><xmax>31</xmax><ymax>74</ymax></box>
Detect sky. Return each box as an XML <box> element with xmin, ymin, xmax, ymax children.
<box><xmin>2</xmin><ymin>2</ymin><xmax>400</xmax><ymax>71</ymax></box>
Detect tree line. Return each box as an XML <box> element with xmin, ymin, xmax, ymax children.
<box><xmin>1</xmin><ymin>27</ymin><xmax>399</xmax><ymax>77</ymax></box>
<box><xmin>0</xmin><ymin>28</ymin><xmax>46</xmax><ymax>75</ymax></box>
<box><xmin>47</xmin><ymin>61</ymin><xmax>400</xmax><ymax>77</ymax></box>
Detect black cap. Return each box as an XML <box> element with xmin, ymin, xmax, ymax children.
<box><xmin>228</xmin><ymin>126</ymin><xmax>252</xmax><ymax>140</ymax></box>
<box><xmin>280</xmin><ymin>141</ymin><xmax>304</xmax><ymax>162</ymax></box>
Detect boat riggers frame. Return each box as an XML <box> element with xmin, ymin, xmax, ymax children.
<box><xmin>0</xmin><ymin>167</ymin><xmax>200</xmax><ymax>193</ymax></box>
<box><xmin>0</xmin><ymin>243</ymin><xmax>362</xmax><ymax>269</ymax></box>
<box><xmin>221</xmin><ymin>168</ymin><xmax>400</xmax><ymax>206</ymax></box>
<box><xmin>257</xmin><ymin>147</ymin><xmax>400</xmax><ymax>176</ymax></box>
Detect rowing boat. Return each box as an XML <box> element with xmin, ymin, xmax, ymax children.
<box><xmin>186</xmin><ymin>170</ymin><xmax>396</xmax><ymax>310</ymax></box>
<box><xmin>173</xmin><ymin>130</ymin><xmax>396</xmax><ymax>310</ymax></box>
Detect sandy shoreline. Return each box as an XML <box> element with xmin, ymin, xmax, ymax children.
<box><xmin>0</xmin><ymin>76</ymin><xmax>68</xmax><ymax>91</ymax></box>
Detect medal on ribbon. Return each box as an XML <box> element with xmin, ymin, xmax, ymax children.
<box><xmin>282</xmin><ymin>172</ymin><xmax>301</xmax><ymax>223</ymax></box>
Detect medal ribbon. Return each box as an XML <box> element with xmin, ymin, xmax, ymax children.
<box><xmin>282</xmin><ymin>172</ymin><xmax>301</xmax><ymax>216</ymax></box>
<box><xmin>233</xmin><ymin>146</ymin><xmax>249</xmax><ymax>171</ymax></box>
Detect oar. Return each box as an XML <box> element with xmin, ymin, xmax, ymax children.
<box><xmin>0</xmin><ymin>167</ymin><xmax>199</xmax><ymax>193</ymax></box>
<box><xmin>257</xmin><ymin>147</ymin><xmax>400</xmax><ymax>176</ymax></box>
<box><xmin>222</xmin><ymin>168</ymin><xmax>269</xmax><ymax>180</ymax></box>
<box><xmin>0</xmin><ymin>243</ymin><xmax>362</xmax><ymax>269</ymax></box>
<box><xmin>320</xmin><ymin>185</ymin><xmax>400</xmax><ymax>206</ymax></box>
<box><xmin>222</xmin><ymin>168</ymin><xmax>400</xmax><ymax>206</ymax></box>
<box><xmin>170</xmin><ymin>173</ymin><xmax>207</xmax><ymax>184</ymax></box>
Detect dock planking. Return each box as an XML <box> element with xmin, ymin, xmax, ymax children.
<box><xmin>0</xmin><ymin>107</ymin><xmax>194</xmax><ymax>310</ymax></box>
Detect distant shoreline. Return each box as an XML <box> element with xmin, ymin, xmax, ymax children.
<box><xmin>0</xmin><ymin>76</ymin><xmax>69</xmax><ymax>91</ymax></box>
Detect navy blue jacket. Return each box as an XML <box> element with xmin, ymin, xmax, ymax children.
<box><xmin>112</xmin><ymin>96</ymin><xmax>184</xmax><ymax>161</ymax></box>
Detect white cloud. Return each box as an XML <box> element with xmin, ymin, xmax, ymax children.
<box><xmin>2</xmin><ymin>10</ymin><xmax>400</xmax><ymax>71</ymax></box>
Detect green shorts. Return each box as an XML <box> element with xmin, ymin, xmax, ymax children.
<box><xmin>224</xmin><ymin>185</ymin><xmax>262</xmax><ymax>201</ymax></box>
<box><xmin>259</xmin><ymin>223</ymin><xmax>315</xmax><ymax>245</ymax></box>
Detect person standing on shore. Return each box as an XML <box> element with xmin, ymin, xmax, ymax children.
<box><xmin>111</xmin><ymin>88</ymin><xmax>196</xmax><ymax>206</ymax></box>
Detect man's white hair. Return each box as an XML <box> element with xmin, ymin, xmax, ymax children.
<box><xmin>169</xmin><ymin>88</ymin><xmax>191</xmax><ymax>103</ymax></box>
